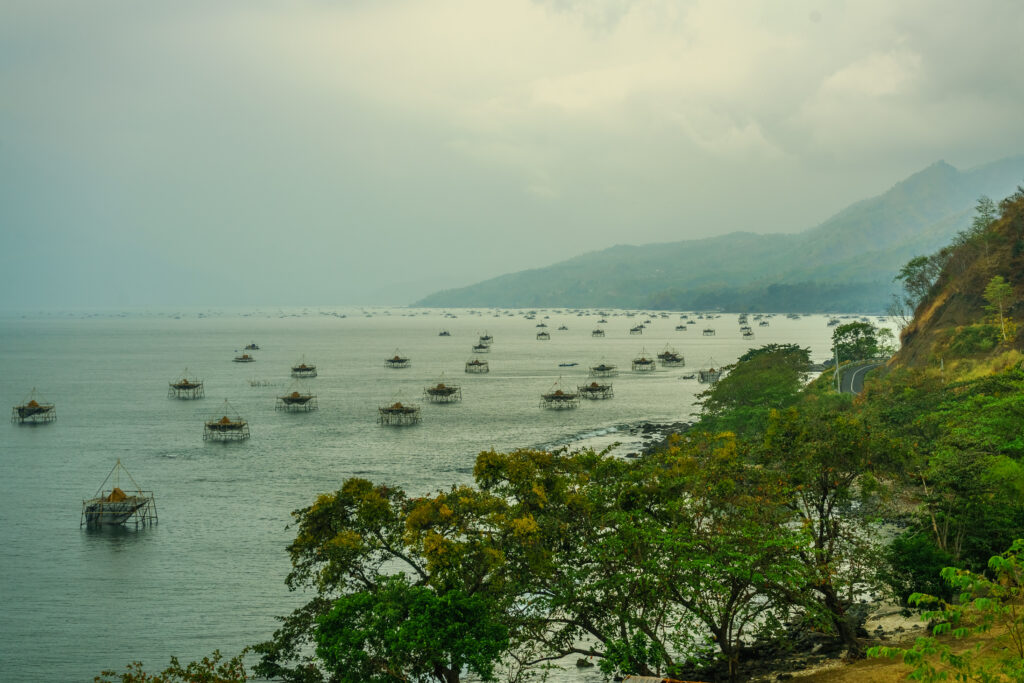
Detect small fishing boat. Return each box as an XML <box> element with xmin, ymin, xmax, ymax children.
<box><xmin>244</xmin><ymin>343</ymin><xmax>259</xmax><ymax>350</ymax></box>
<box><xmin>233</xmin><ymin>353</ymin><xmax>255</xmax><ymax>363</ymax></box>
<box><xmin>558</xmin><ymin>361</ymin><xmax>578</xmax><ymax>367</ymax></box>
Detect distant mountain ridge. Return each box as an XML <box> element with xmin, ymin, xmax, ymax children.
<box><xmin>416</xmin><ymin>156</ymin><xmax>1024</xmax><ymax>312</ymax></box>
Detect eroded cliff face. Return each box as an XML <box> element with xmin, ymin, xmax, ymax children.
<box><xmin>895</xmin><ymin>192</ymin><xmax>1024</xmax><ymax>368</ymax></box>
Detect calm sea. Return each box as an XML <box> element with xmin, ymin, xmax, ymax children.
<box><xmin>0</xmin><ymin>307</ymin><xmax>866</xmax><ymax>681</ymax></box>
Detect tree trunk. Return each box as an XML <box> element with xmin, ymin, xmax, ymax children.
<box><xmin>821</xmin><ymin>583</ymin><xmax>863</xmax><ymax>658</ymax></box>
<box><xmin>712</xmin><ymin>627</ymin><xmax>740</xmax><ymax>683</ymax></box>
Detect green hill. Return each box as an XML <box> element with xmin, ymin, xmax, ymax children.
<box><xmin>417</xmin><ymin>157</ymin><xmax>1024</xmax><ymax>312</ymax></box>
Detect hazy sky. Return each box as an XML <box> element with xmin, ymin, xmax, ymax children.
<box><xmin>2</xmin><ymin>0</ymin><xmax>1023</xmax><ymax>308</ymax></box>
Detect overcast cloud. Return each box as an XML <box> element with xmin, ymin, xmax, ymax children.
<box><xmin>2</xmin><ymin>0</ymin><xmax>1023</xmax><ymax>308</ymax></box>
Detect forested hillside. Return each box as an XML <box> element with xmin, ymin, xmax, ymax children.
<box><xmin>417</xmin><ymin>156</ymin><xmax>1024</xmax><ymax>312</ymax></box>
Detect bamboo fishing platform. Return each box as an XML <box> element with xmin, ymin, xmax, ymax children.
<box><xmin>589</xmin><ymin>361</ymin><xmax>618</xmax><ymax>377</ymax></box>
<box><xmin>81</xmin><ymin>459</ymin><xmax>157</xmax><ymax>528</ymax></box>
<box><xmin>203</xmin><ymin>400</ymin><xmax>250</xmax><ymax>441</ymax></box>
<box><xmin>377</xmin><ymin>401</ymin><xmax>421</xmax><ymax>425</ymax></box>
<box><xmin>632</xmin><ymin>351</ymin><xmax>656</xmax><ymax>372</ymax></box>
<box><xmin>291</xmin><ymin>357</ymin><xmax>318</xmax><ymax>378</ymax></box>
<box><xmin>465</xmin><ymin>359</ymin><xmax>489</xmax><ymax>373</ymax></box>
<box><xmin>168</xmin><ymin>370</ymin><xmax>204</xmax><ymax>399</ymax></box>
<box><xmin>577</xmin><ymin>381</ymin><xmax>613</xmax><ymax>399</ymax></box>
<box><xmin>698</xmin><ymin>367</ymin><xmax>723</xmax><ymax>384</ymax></box>
<box><xmin>540</xmin><ymin>384</ymin><xmax>579</xmax><ymax>409</ymax></box>
<box><xmin>424</xmin><ymin>379</ymin><xmax>462</xmax><ymax>403</ymax></box>
<box><xmin>11</xmin><ymin>389</ymin><xmax>56</xmax><ymax>424</ymax></box>
<box><xmin>385</xmin><ymin>350</ymin><xmax>411</xmax><ymax>368</ymax></box>
<box><xmin>276</xmin><ymin>386</ymin><xmax>318</xmax><ymax>412</ymax></box>
<box><xmin>656</xmin><ymin>346</ymin><xmax>685</xmax><ymax>367</ymax></box>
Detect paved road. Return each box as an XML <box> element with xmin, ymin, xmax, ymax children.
<box><xmin>839</xmin><ymin>362</ymin><xmax>883</xmax><ymax>394</ymax></box>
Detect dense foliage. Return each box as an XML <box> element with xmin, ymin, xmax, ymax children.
<box><xmin>697</xmin><ymin>343</ymin><xmax>810</xmax><ymax>437</ymax></box>
<box><xmin>94</xmin><ymin>650</ymin><xmax>248</xmax><ymax>683</ymax></box>
<box><xmin>870</xmin><ymin>540</ymin><xmax>1024</xmax><ymax>681</ymax></box>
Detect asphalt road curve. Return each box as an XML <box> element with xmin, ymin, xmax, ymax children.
<box><xmin>840</xmin><ymin>362</ymin><xmax>883</xmax><ymax>395</ymax></box>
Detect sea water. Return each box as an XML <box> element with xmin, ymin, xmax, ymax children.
<box><xmin>0</xmin><ymin>307</ymin><xmax>873</xmax><ymax>681</ymax></box>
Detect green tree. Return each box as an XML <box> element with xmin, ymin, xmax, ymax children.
<box><xmin>95</xmin><ymin>650</ymin><xmax>248</xmax><ymax>683</ymax></box>
<box><xmin>831</xmin><ymin>321</ymin><xmax>881</xmax><ymax>362</ymax></box>
<box><xmin>910</xmin><ymin>367</ymin><xmax>1024</xmax><ymax>568</ymax></box>
<box><xmin>315</xmin><ymin>575</ymin><xmax>507</xmax><ymax>683</ymax></box>
<box><xmin>474</xmin><ymin>443</ymin><xmax>804</xmax><ymax>682</ymax></box>
<box><xmin>253</xmin><ymin>479</ymin><xmax>515</xmax><ymax>683</ymax></box>
<box><xmin>984</xmin><ymin>275</ymin><xmax>1015</xmax><ymax>342</ymax></box>
<box><xmin>698</xmin><ymin>344</ymin><xmax>810</xmax><ymax>438</ymax></box>
<box><xmin>893</xmin><ymin>253</ymin><xmax>947</xmax><ymax>321</ymax></box>
<box><xmin>760</xmin><ymin>399</ymin><xmax>900</xmax><ymax>657</ymax></box>
<box><xmin>971</xmin><ymin>195</ymin><xmax>998</xmax><ymax>238</ymax></box>
<box><xmin>645</xmin><ymin>433</ymin><xmax>806</xmax><ymax>681</ymax></box>
<box><xmin>869</xmin><ymin>539</ymin><xmax>1024</xmax><ymax>681</ymax></box>
<box><xmin>473</xmin><ymin>448</ymin><xmax>681</xmax><ymax>677</ymax></box>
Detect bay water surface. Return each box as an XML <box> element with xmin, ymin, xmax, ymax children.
<box><xmin>0</xmin><ymin>307</ymin><xmax>873</xmax><ymax>681</ymax></box>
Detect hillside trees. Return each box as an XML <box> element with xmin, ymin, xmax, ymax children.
<box><xmin>253</xmin><ymin>479</ymin><xmax>516</xmax><ymax>683</ymax></box>
<box><xmin>475</xmin><ymin>441</ymin><xmax>807</xmax><ymax>682</ymax></box>
<box><xmin>984</xmin><ymin>275</ymin><xmax>1015</xmax><ymax>341</ymax></box>
<box><xmin>831</xmin><ymin>321</ymin><xmax>883</xmax><ymax>361</ymax></box>
<box><xmin>892</xmin><ymin>253</ymin><xmax>948</xmax><ymax>323</ymax></box>
<box><xmin>870</xmin><ymin>539</ymin><xmax>1024</xmax><ymax>681</ymax></box>
<box><xmin>759</xmin><ymin>397</ymin><xmax>902</xmax><ymax>657</ymax></box>
<box><xmin>697</xmin><ymin>344</ymin><xmax>810</xmax><ymax>437</ymax></box>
